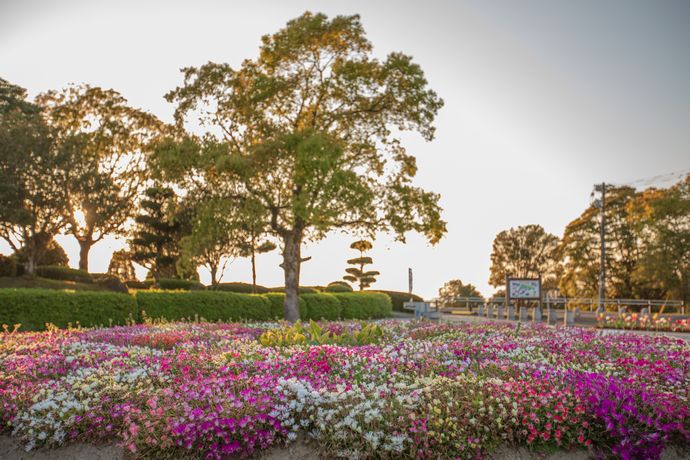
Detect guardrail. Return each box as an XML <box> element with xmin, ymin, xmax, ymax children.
<box><xmin>441</xmin><ymin>297</ymin><xmax>685</xmax><ymax>314</ymax></box>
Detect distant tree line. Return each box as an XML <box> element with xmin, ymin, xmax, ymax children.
<box><xmin>486</xmin><ymin>179</ymin><xmax>690</xmax><ymax>302</ymax></box>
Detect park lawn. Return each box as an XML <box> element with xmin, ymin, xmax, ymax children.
<box><xmin>0</xmin><ymin>320</ymin><xmax>688</xmax><ymax>459</ymax></box>
<box><xmin>0</xmin><ymin>276</ymin><xmax>109</xmax><ymax>292</ymax></box>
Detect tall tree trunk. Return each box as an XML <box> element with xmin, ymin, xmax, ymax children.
<box><xmin>25</xmin><ymin>251</ymin><xmax>36</xmax><ymax>275</ymax></box>
<box><xmin>210</xmin><ymin>264</ymin><xmax>218</xmax><ymax>288</ymax></box>
<box><xmin>251</xmin><ymin>249</ymin><xmax>257</xmax><ymax>294</ymax></box>
<box><xmin>282</xmin><ymin>231</ymin><xmax>302</xmax><ymax>322</ymax></box>
<box><xmin>78</xmin><ymin>239</ymin><xmax>93</xmax><ymax>272</ymax></box>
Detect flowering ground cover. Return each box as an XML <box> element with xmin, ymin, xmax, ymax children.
<box><xmin>1</xmin><ymin>320</ymin><xmax>688</xmax><ymax>459</ymax></box>
<box><xmin>597</xmin><ymin>313</ymin><xmax>690</xmax><ymax>333</ymax></box>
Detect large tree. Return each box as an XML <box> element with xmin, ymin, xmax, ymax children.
<box><xmin>559</xmin><ymin>186</ymin><xmax>640</xmax><ymax>298</ymax></box>
<box><xmin>37</xmin><ymin>85</ymin><xmax>164</xmax><ymax>271</ymax></box>
<box><xmin>629</xmin><ymin>176</ymin><xmax>690</xmax><ymax>302</ymax></box>
<box><xmin>438</xmin><ymin>279</ymin><xmax>483</xmax><ymax>311</ymax></box>
<box><xmin>0</xmin><ymin>78</ymin><xmax>65</xmax><ymax>274</ymax></box>
<box><xmin>489</xmin><ymin>224</ymin><xmax>560</xmax><ymax>288</ymax></box>
<box><xmin>156</xmin><ymin>12</ymin><xmax>446</xmax><ymax>320</ymax></box>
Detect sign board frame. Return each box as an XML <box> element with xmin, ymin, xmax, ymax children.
<box><xmin>507</xmin><ymin>277</ymin><xmax>542</xmax><ymax>301</ymax></box>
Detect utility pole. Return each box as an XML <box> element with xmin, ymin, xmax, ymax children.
<box><xmin>593</xmin><ymin>183</ymin><xmax>607</xmax><ymax>309</ymax></box>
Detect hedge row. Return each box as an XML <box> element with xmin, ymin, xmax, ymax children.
<box><xmin>374</xmin><ymin>290</ymin><xmax>424</xmax><ymax>312</ymax></box>
<box><xmin>0</xmin><ymin>289</ymin><xmax>392</xmax><ymax>331</ymax></box>
<box><xmin>0</xmin><ymin>289</ymin><xmax>137</xmax><ymax>331</ymax></box>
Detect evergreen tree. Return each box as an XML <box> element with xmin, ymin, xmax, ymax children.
<box><xmin>107</xmin><ymin>249</ymin><xmax>137</xmax><ymax>281</ymax></box>
<box><xmin>343</xmin><ymin>240</ymin><xmax>380</xmax><ymax>291</ymax></box>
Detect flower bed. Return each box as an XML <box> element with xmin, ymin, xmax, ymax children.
<box><xmin>1</xmin><ymin>321</ymin><xmax>688</xmax><ymax>459</ymax></box>
<box><xmin>597</xmin><ymin>312</ymin><xmax>690</xmax><ymax>332</ymax></box>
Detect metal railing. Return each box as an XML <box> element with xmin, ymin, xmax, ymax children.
<box><xmin>441</xmin><ymin>297</ymin><xmax>685</xmax><ymax>314</ymax></box>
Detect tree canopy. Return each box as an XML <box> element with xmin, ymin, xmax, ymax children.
<box><xmin>155</xmin><ymin>12</ymin><xmax>446</xmax><ymax>320</ymax></box>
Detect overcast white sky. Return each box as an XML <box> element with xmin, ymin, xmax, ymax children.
<box><xmin>1</xmin><ymin>0</ymin><xmax>689</xmax><ymax>298</ymax></box>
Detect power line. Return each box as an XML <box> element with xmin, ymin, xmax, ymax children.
<box><xmin>608</xmin><ymin>167</ymin><xmax>690</xmax><ymax>189</ymax></box>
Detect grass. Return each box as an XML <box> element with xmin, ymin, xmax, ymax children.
<box><xmin>0</xmin><ymin>275</ymin><xmax>109</xmax><ymax>291</ymax></box>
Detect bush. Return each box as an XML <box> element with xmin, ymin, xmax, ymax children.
<box><xmin>35</xmin><ymin>265</ymin><xmax>93</xmax><ymax>284</ymax></box>
<box><xmin>0</xmin><ymin>289</ymin><xmax>137</xmax><ymax>331</ymax></box>
<box><xmin>157</xmin><ymin>278</ymin><xmax>205</xmax><ymax>291</ymax></box>
<box><xmin>0</xmin><ymin>255</ymin><xmax>17</xmax><ymax>277</ymax></box>
<box><xmin>125</xmin><ymin>279</ymin><xmax>154</xmax><ymax>290</ymax></box>
<box><xmin>333</xmin><ymin>292</ymin><xmax>392</xmax><ymax>319</ymax></box>
<box><xmin>136</xmin><ymin>291</ymin><xmax>271</xmax><ymax>322</ymax></box>
<box><xmin>264</xmin><ymin>293</ymin><xmax>308</xmax><ymax>319</ymax></box>
<box><xmin>215</xmin><ymin>282</ymin><xmax>270</xmax><ymax>294</ymax></box>
<box><xmin>301</xmin><ymin>293</ymin><xmax>342</xmax><ymax>320</ymax></box>
<box><xmin>92</xmin><ymin>273</ymin><xmax>129</xmax><ymax>294</ymax></box>
<box><xmin>325</xmin><ymin>281</ymin><xmax>353</xmax><ymax>293</ymax></box>
<box><xmin>374</xmin><ymin>290</ymin><xmax>423</xmax><ymax>312</ymax></box>
<box><xmin>269</xmin><ymin>286</ymin><xmax>320</xmax><ymax>294</ymax></box>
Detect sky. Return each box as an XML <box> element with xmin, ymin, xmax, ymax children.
<box><xmin>1</xmin><ymin>0</ymin><xmax>689</xmax><ymax>298</ymax></box>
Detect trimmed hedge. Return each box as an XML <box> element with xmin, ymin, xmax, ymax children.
<box><xmin>215</xmin><ymin>282</ymin><xmax>270</xmax><ymax>294</ymax></box>
<box><xmin>92</xmin><ymin>274</ymin><xmax>129</xmax><ymax>293</ymax></box>
<box><xmin>125</xmin><ymin>279</ymin><xmax>154</xmax><ymax>290</ymax></box>
<box><xmin>264</xmin><ymin>292</ymin><xmax>308</xmax><ymax>319</ymax></box>
<box><xmin>269</xmin><ymin>286</ymin><xmax>320</xmax><ymax>294</ymax></box>
<box><xmin>375</xmin><ymin>290</ymin><xmax>424</xmax><ymax>312</ymax></box>
<box><xmin>325</xmin><ymin>281</ymin><xmax>354</xmax><ymax>293</ymax></box>
<box><xmin>137</xmin><ymin>291</ymin><xmax>270</xmax><ymax>321</ymax></box>
<box><xmin>157</xmin><ymin>278</ymin><xmax>205</xmax><ymax>291</ymax></box>
<box><xmin>36</xmin><ymin>265</ymin><xmax>93</xmax><ymax>284</ymax></box>
<box><xmin>301</xmin><ymin>293</ymin><xmax>341</xmax><ymax>320</ymax></box>
<box><xmin>0</xmin><ymin>289</ymin><xmax>137</xmax><ymax>331</ymax></box>
<box><xmin>334</xmin><ymin>292</ymin><xmax>392</xmax><ymax>319</ymax></box>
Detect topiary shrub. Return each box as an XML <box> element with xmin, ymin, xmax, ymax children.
<box><xmin>301</xmin><ymin>293</ymin><xmax>342</xmax><ymax>320</ymax></box>
<box><xmin>125</xmin><ymin>279</ymin><xmax>154</xmax><ymax>290</ymax></box>
<box><xmin>0</xmin><ymin>255</ymin><xmax>17</xmax><ymax>277</ymax></box>
<box><xmin>157</xmin><ymin>278</ymin><xmax>205</xmax><ymax>291</ymax></box>
<box><xmin>333</xmin><ymin>292</ymin><xmax>392</xmax><ymax>319</ymax></box>
<box><xmin>35</xmin><ymin>265</ymin><xmax>93</xmax><ymax>284</ymax></box>
<box><xmin>264</xmin><ymin>292</ymin><xmax>308</xmax><ymax>319</ymax></box>
<box><xmin>374</xmin><ymin>290</ymin><xmax>423</xmax><ymax>312</ymax></box>
<box><xmin>0</xmin><ymin>289</ymin><xmax>137</xmax><ymax>331</ymax></box>
<box><xmin>215</xmin><ymin>282</ymin><xmax>270</xmax><ymax>294</ymax></box>
<box><xmin>136</xmin><ymin>291</ymin><xmax>271</xmax><ymax>321</ymax></box>
<box><xmin>92</xmin><ymin>273</ymin><xmax>129</xmax><ymax>294</ymax></box>
<box><xmin>325</xmin><ymin>281</ymin><xmax>353</xmax><ymax>293</ymax></box>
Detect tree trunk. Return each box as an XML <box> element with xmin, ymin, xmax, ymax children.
<box><xmin>210</xmin><ymin>265</ymin><xmax>218</xmax><ymax>288</ymax></box>
<box><xmin>25</xmin><ymin>251</ymin><xmax>36</xmax><ymax>275</ymax></box>
<box><xmin>78</xmin><ymin>239</ymin><xmax>93</xmax><ymax>272</ymax></box>
<box><xmin>251</xmin><ymin>249</ymin><xmax>257</xmax><ymax>294</ymax></box>
<box><xmin>282</xmin><ymin>232</ymin><xmax>302</xmax><ymax>322</ymax></box>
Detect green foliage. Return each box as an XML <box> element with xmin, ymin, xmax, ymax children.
<box><xmin>264</xmin><ymin>293</ymin><xmax>307</xmax><ymax>319</ymax></box>
<box><xmin>301</xmin><ymin>293</ymin><xmax>341</xmax><ymax>320</ymax></box>
<box><xmin>343</xmin><ymin>240</ymin><xmax>380</xmax><ymax>290</ymax></box>
<box><xmin>325</xmin><ymin>281</ymin><xmax>353</xmax><ymax>293</ymax></box>
<box><xmin>258</xmin><ymin>320</ymin><xmax>385</xmax><ymax>347</ymax></box>
<box><xmin>489</xmin><ymin>224</ymin><xmax>560</xmax><ymax>288</ymax></box>
<box><xmin>136</xmin><ymin>291</ymin><xmax>270</xmax><ymax>322</ymax></box>
<box><xmin>0</xmin><ymin>289</ymin><xmax>137</xmax><ymax>331</ymax></box>
<box><xmin>91</xmin><ymin>273</ymin><xmax>129</xmax><ymax>293</ymax></box>
<box><xmin>37</xmin><ymin>85</ymin><xmax>164</xmax><ymax>271</ymax></box>
<box><xmin>158</xmin><ymin>12</ymin><xmax>446</xmax><ymax>321</ymax></box>
<box><xmin>0</xmin><ymin>255</ymin><xmax>17</xmax><ymax>277</ymax></box>
<box><xmin>129</xmin><ymin>186</ymin><xmax>191</xmax><ymax>281</ymax></box>
<box><xmin>157</xmin><ymin>278</ymin><xmax>205</xmax><ymax>291</ymax></box>
<box><xmin>125</xmin><ymin>279</ymin><xmax>155</xmax><ymax>290</ymax></box>
<box><xmin>269</xmin><ymin>286</ymin><xmax>319</xmax><ymax>294</ymax></box>
<box><xmin>374</xmin><ymin>290</ymin><xmax>424</xmax><ymax>312</ymax></box>
<box><xmin>35</xmin><ymin>265</ymin><xmax>93</xmax><ymax>284</ymax></box>
<box><xmin>215</xmin><ymin>282</ymin><xmax>270</xmax><ymax>294</ymax></box>
<box><xmin>438</xmin><ymin>279</ymin><xmax>483</xmax><ymax>309</ymax></box>
<box><xmin>332</xmin><ymin>292</ymin><xmax>392</xmax><ymax>319</ymax></box>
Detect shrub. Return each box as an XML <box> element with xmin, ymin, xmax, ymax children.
<box><xmin>301</xmin><ymin>293</ymin><xmax>342</xmax><ymax>320</ymax></box>
<box><xmin>92</xmin><ymin>273</ymin><xmax>129</xmax><ymax>293</ymax></box>
<box><xmin>264</xmin><ymin>293</ymin><xmax>307</xmax><ymax>319</ymax></box>
<box><xmin>0</xmin><ymin>255</ymin><xmax>17</xmax><ymax>277</ymax></box>
<box><xmin>35</xmin><ymin>265</ymin><xmax>93</xmax><ymax>284</ymax></box>
<box><xmin>325</xmin><ymin>281</ymin><xmax>353</xmax><ymax>293</ymax></box>
<box><xmin>333</xmin><ymin>292</ymin><xmax>392</xmax><ymax>319</ymax></box>
<box><xmin>374</xmin><ymin>290</ymin><xmax>423</xmax><ymax>312</ymax></box>
<box><xmin>136</xmin><ymin>291</ymin><xmax>271</xmax><ymax>322</ymax></box>
<box><xmin>215</xmin><ymin>282</ymin><xmax>270</xmax><ymax>294</ymax></box>
<box><xmin>157</xmin><ymin>278</ymin><xmax>205</xmax><ymax>291</ymax></box>
<box><xmin>0</xmin><ymin>289</ymin><xmax>137</xmax><ymax>331</ymax></box>
<box><xmin>125</xmin><ymin>279</ymin><xmax>154</xmax><ymax>290</ymax></box>
<box><xmin>269</xmin><ymin>286</ymin><xmax>320</xmax><ymax>294</ymax></box>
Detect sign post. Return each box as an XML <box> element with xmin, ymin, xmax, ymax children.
<box><xmin>408</xmin><ymin>268</ymin><xmax>413</xmax><ymax>302</ymax></box>
<box><xmin>507</xmin><ymin>278</ymin><xmax>542</xmax><ymax>321</ymax></box>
